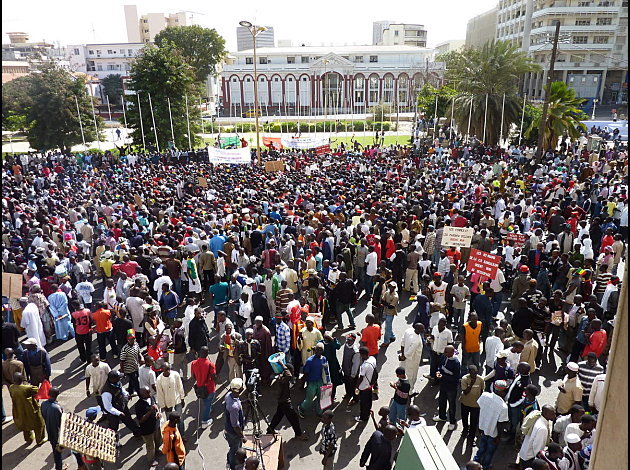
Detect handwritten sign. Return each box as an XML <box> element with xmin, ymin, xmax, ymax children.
<box><xmin>441</xmin><ymin>227</ymin><xmax>474</xmax><ymax>248</ymax></box>
<box><xmin>506</xmin><ymin>232</ymin><xmax>528</xmax><ymax>247</ymax></box>
<box><xmin>2</xmin><ymin>273</ymin><xmax>23</xmax><ymax>299</ymax></box>
<box><xmin>466</xmin><ymin>249</ymin><xmax>502</xmax><ymax>279</ymax></box>
<box><xmin>198</xmin><ymin>177</ymin><xmax>208</xmax><ymax>187</ymax></box>
<box><xmin>264</xmin><ymin>161</ymin><xmax>284</xmax><ymax>172</ymax></box>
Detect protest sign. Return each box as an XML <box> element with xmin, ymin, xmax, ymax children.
<box><xmin>466</xmin><ymin>249</ymin><xmax>502</xmax><ymax>278</ymax></box>
<box><xmin>133</xmin><ymin>194</ymin><xmax>143</xmax><ymax>207</ymax></box>
<box><xmin>281</xmin><ymin>136</ymin><xmax>329</xmax><ymax>149</ymax></box>
<box><xmin>59</xmin><ymin>412</ymin><xmax>116</xmax><ymax>462</ymax></box>
<box><xmin>2</xmin><ymin>273</ymin><xmax>23</xmax><ymax>299</ymax></box>
<box><xmin>208</xmin><ymin>147</ymin><xmax>252</xmax><ymax>164</ymax></box>
<box><xmin>441</xmin><ymin>227</ymin><xmax>474</xmax><ymax>248</ymax></box>
<box><xmin>198</xmin><ymin>177</ymin><xmax>208</xmax><ymax>187</ymax></box>
<box><xmin>264</xmin><ymin>161</ymin><xmax>284</xmax><ymax>172</ymax></box>
<box><xmin>506</xmin><ymin>232</ymin><xmax>527</xmax><ymax>247</ymax></box>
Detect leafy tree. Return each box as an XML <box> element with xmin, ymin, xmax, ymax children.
<box><xmin>126</xmin><ymin>44</ymin><xmax>202</xmax><ymax>151</ymax></box>
<box><xmin>2</xmin><ymin>64</ymin><xmax>101</xmax><ymax>152</ymax></box>
<box><xmin>526</xmin><ymin>81</ymin><xmax>587</xmax><ymax>150</ymax></box>
<box><xmin>510</xmin><ymin>103</ymin><xmax>541</xmax><ymax>145</ymax></box>
<box><xmin>2</xmin><ymin>75</ymin><xmax>34</xmax><ymax>121</ymax></box>
<box><xmin>416</xmin><ymin>84</ymin><xmax>457</xmax><ymax>120</ymax></box>
<box><xmin>445</xmin><ymin>40</ymin><xmax>541</xmax><ymax>144</ymax></box>
<box><xmin>101</xmin><ymin>74</ymin><xmax>123</xmax><ymax>105</ymax></box>
<box><xmin>154</xmin><ymin>25</ymin><xmax>226</xmax><ymax>84</ymax></box>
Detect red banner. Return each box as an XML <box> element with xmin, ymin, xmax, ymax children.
<box><xmin>506</xmin><ymin>232</ymin><xmax>527</xmax><ymax>247</ymax></box>
<box><xmin>263</xmin><ymin>136</ymin><xmax>282</xmax><ymax>149</ymax></box>
<box><xmin>466</xmin><ymin>249</ymin><xmax>502</xmax><ymax>279</ymax></box>
<box><xmin>315</xmin><ymin>144</ymin><xmax>330</xmax><ymax>155</ymax></box>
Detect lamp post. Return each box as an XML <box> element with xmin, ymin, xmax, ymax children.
<box><xmin>592</xmin><ymin>98</ymin><xmax>598</xmax><ymax>121</ymax></box>
<box><xmin>240</xmin><ymin>20</ymin><xmax>267</xmax><ymax>166</ymax></box>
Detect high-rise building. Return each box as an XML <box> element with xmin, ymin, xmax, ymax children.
<box><xmin>372</xmin><ymin>21</ymin><xmax>428</xmax><ymax>47</ymax></box>
<box><xmin>465</xmin><ymin>8</ymin><xmax>499</xmax><ymax>48</ymax></box>
<box><xmin>434</xmin><ymin>40</ymin><xmax>466</xmax><ymax>55</ymax></box>
<box><xmin>494</xmin><ymin>0</ymin><xmax>628</xmax><ymax>105</ymax></box>
<box><xmin>124</xmin><ymin>5</ymin><xmax>189</xmax><ymax>44</ymax></box>
<box><xmin>236</xmin><ymin>26</ymin><xmax>275</xmax><ymax>51</ymax></box>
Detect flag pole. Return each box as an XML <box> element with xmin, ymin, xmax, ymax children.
<box><xmin>147</xmin><ymin>92</ymin><xmax>160</xmax><ymax>153</ymax></box>
<box><xmin>105</xmin><ymin>95</ymin><xmax>113</xmax><ymax>143</ymax></box>
<box><xmin>167</xmin><ymin>97</ymin><xmax>176</xmax><ymax>147</ymax></box>
<box><xmin>74</xmin><ymin>95</ymin><xmax>86</xmax><ymax>149</ymax></box>
<box><xmin>482</xmin><ymin>93</ymin><xmax>489</xmax><ymax>144</ymax></box>
<box><xmin>89</xmin><ymin>94</ymin><xmax>101</xmax><ymax>150</ymax></box>
<box><xmin>185</xmin><ymin>94</ymin><xmax>192</xmax><ymax>150</ymax></box>
<box><xmin>467</xmin><ymin>96</ymin><xmax>473</xmax><ymax>143</ymax></box>
<box><xmin>137</xmin><ymin>93</ymin><xmax>146</xmax><ymax>153</ymax></box>
<box><xmin>120</xmin><ymin>94</ymin><xmax>128</xmax><ymax>144</ymax></box>
<box><xmin>519</xmin><ymin>94</ymin><xmax>527</xmax><ymax>146</ymax></box>
<box><xmin>433</xmin><ymin>93</ymin><xmax>439</xmax><ymax>141</ymax></box>
<box><xmin>499</xmin><ymin>93</ymin><xmax>506</xmax><ymax>147</ymax></box>
<box><xmin>199</xmin><ymin>98</ymin><xmax>205</xmax><ymax>145</ymax></box>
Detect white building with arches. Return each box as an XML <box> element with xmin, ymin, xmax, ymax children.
<box><xmin>220</xmin><ymin>45</ymin><xmax>444</xmax><ymax>117</ymax></box>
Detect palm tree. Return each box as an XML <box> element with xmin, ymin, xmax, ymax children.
<box><xmin>525</xmin><ymin>81</ymin><xmax>587</xmax><ymax>150</ymax></box>
<box><xmin>442</xmin><ymin>40</ymin><xmax>541</xmax><ymax>145</ymax></box>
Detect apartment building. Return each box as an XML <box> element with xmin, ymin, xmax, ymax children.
<box><xmin>373</xmin><ymin>21</ymin><xmax>428</xmax><ymax>47</ymax></box>
<box><xmin>466</xmin><ymin>8</ymin><xmax>499</xmax><ymax>48</ymax></box>
<box><xmin>68</xmin><ymin>43</ymin><xmax>144</xmax><ymax>80</ymax></box>
<box><xmin>237</xmin><ymin>26</ymin><xmax>275</xmax><ymax>51</ymax></box>
<box><xmin>124</xmin><ymin>5</ymin><xmax>189</xmax><ymax>44</ymax></box>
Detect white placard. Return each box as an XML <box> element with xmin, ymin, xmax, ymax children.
<box><xmin>280</xmin><ymin>136</ymin><xmax>329</xmax><ymax>149</ymax></box>
<box><xmin>208</xmin><ymin>146</ymin><xmax>252</xmax><ymax>164</ymax></box>
<box><xmin>441</xmin><ymin>226</ymin><xmax>474</xmax><ymax>248</ymax></box>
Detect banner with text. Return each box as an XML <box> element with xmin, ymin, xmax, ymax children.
<box><xmin>466</xmin><ymin>249</ymin><xmax>502</xmax><ymax>279</ymax></box>
<box><xmin>208</xmin><ymin>147</ymin><xmax>252</xmax><ymax>165</ymax></box>
<box><xmin>281</xmin><ymin>136</ymin><xmax>329</xmax><ymax>149</ymax></box>
<box><xmin>506</xmin><ymin>232</ymin><xmax>528</xmax><ymax>247</ymax></box>
<box><xmin>442</xmin><ymin>227</ymin><xmax>474</xmax><ymax>248</ymax></box>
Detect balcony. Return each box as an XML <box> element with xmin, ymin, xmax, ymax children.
<box><xmin>532</xmin><ymin>5</ymin><xmax>620</xmax><ymax>18</ymax></box>
<box><xmin>530</xmin><ymin>24</ymin><xmax>618</xmax><ymax>35</ymax></box>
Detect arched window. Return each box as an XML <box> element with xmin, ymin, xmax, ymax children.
<box><xmin>368</xmin><ymin>75</ymin><xmax>379</xmax><ymax>104</ymax></box>
<box><xmin>383</xmin><ymin>76</ymin><xmax>394</xmax><ymax>103</ymax></box>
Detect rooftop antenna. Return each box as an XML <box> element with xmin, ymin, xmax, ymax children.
<box><xmin>91</xmin><ymin>24</ymin><xmax>96</xmax><ymax>41</ymax></box>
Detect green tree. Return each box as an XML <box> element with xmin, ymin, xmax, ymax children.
<box><xmin>126</xmin><ymin>44</ymin><xmax>202</xmax><ymax>151</ymax></box>
<box><xmin>154</xmin><ymin>25</ymin><xmax>226</xmax><ymax>84</ymax></box>
<box><xmin>445</xmin><ymin>40</ymin><xmax>541</xmax><ymax>144</ymax></box>
<box><xmin>3</xmin><ymin>64</ymin><xmax>101</xmax><ymax>152</ymax></box>
<box><xmin>101</xmin><ymin>74</ymin><xmax>123</xmax><ymax>105</ymax></box>
<box><xmin>2</xmin><ymin>75</ymin><xmax>34</xmax><ymax>121</ymax></box>
<box><xmin>525</xmin><ymin>81</ymin><xmax>587</xmax><ymax>150</ymax></box>
<box><xmin>368</xmin><ymin>102</ymin><xmax>393</xmax><ymax>121</ymax></box>
<box><xmin>416</xmin><ymin>84</ymin><xmax>457</xmax><ymax>120</ymax></box>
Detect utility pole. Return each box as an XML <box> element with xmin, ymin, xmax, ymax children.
<box><xmin>535</xmin><ymin>21</ymin><xmax>561</xmax><ymax>161</ymax></box>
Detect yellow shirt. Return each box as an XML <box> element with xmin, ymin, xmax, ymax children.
<box><xmin>555</xmin><ymin>376</ymin><xmax>584</xmax><ymax>414</ymax></box>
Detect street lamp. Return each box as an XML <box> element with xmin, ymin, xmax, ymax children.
<box><xmin>240</xmin><ymin>20</ymin><xmax>267</xmax><ymax>166</ymax></box>
<box><xmin>592</xmin><ymin>98</ymin><xmax>599</xmax><ymax>121</ymax></box>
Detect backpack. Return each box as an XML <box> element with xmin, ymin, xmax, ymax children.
<box><xmin>520</xmin><ymin>410</ymin><xmax>542</xmax><ymax>438</ymax></box>
<box><xmin>368</xmin><ymin>361</ymin><xmax>379</xmax><ymax>388</ymax></box>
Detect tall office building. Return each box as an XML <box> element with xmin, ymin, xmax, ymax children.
<box><xmin>236</xmin><ymin>26</ymin><xmax>275</xmax><ymax>51</ymax></box>
<box><xmin>465</xmin><ymin>0</ymin><xmax>628</xmax><ymax>105</ymax></box>
<box><xmin>372</xmin><ymin>21</ymin><xmax>428</xmax><ymax>47</ymax></box>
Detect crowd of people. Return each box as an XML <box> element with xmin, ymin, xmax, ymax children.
<box><xmin>1</xmin><ymin>125</ymin><xmax>627</xmax><ymax>470</ymax></box>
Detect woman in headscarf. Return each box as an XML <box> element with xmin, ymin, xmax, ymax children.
<box><xmin>27</xmin><ymin>285</ymin><xmax>54</xmax><ymax>343</ymax></box>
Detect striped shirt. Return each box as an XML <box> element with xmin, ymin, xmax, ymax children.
<box><xmin>119</xmin><ymin>342</ymin><xmax>142</xmax><ymax>374</ymax></box>
<box><xmin>577</xmin><ymin>361</ymin><xmax>605</xmax><ymax>395</ymax></box>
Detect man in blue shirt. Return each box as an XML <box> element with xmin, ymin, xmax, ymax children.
<box><xmin>209</xmin><ymin>230</ymin><xmax>226</xmax><ymax>258</ymax></box>
<box><xmin>159</xmin><ymin>284</ymin><xmax>180</xmax><ymax>327</ymax></box>
<box><xmin>298</xmin><ymin>343</ymin><xmax>330</xmax><ymax>418</ymax></box>
<box><xmin>224</xmin><ymin>378</ymin><xmax>245</xmax><ymax>470</ymax></box>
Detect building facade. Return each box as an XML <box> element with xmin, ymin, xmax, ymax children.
<box><xmin>220</xmin><ymin>45</ymin><xmax>443</xmax><ymax>116</ymax></box>
<box><xmin>373</xmin><ymin>21</ymin><xmax>428</xmax><ymax>47</ymax></box>
<box><xmin>2</xmin><ymin>61</ymin><xmax>30</xmax><ymax>83</ymax></box>
<box><xmin>434</xmin><ymin>40</ymin><xmax>466</xmax><ymax>55</ymax></box>
<box><xmin>466</xmin><ymin>8</ymin><xmax>499</xmax><ymax>48</ymax></box>
<box><xmin>237</xmin><ymin>26</ymin><xmax>275</xmax><ymax>51</ymax></box>
<box><xmin>507</xmin><ymin>0</ymin><xmax>627</xmax><ymax>105</ymax></box>
<box><xmin>68</xmin><ymin>43</ymin><xmax>145</xmax><ymax>80</ymax></box>
<box><xmin>124</xmin><ymin>5</ymin><xmax>189</xmax><ymax>44</ymax></box>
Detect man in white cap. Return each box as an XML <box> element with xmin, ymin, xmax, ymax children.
<box><xmin>224</xmin><ymin>378</ymin><xmax>246</xmax><ymax>470</ymax></box>
<box><xmin>558</xmin><ymin>434</ymin><xmax>583</xmax><ymax>469</ymax></box>
<box><xmin>152</xmin><ymin>268</ymin><xmax>173</xmax><ymax>301</ymax></box>
<box><xmin>19</xmin><ymin>297</ymin><xmax>46</xmax><ymax>349</ymax></box>
<box><xmin>555</xmin><ymin>362</ymin><xmax>583</xmax><ymax>415</ymax></box>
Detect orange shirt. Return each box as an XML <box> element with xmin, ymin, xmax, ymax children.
<box><xmin>361</xmin><ymin>324</ymin><xmax>382</xmax><ymax>356</ymax></box>
<box><xmin>463</xmin><ymin>322</ymin><xmax>482</xmax><ymax>353</ymax></box>
<box><xmin>161</xmin><ymin>424</ymin><xmax>185</xmax><ymax>465</ymax></box>
<box><xmin>92</xmin><ymin>308</ymin><xmax>113</xmax><ymax>333</ymax></box>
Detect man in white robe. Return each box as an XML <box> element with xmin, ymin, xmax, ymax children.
<box><xmin>19</xmin><ymin>298</ymin><xmax>46</xmax><ymax>348</ymax></box>
<box><xmin>399</xmin><ymin>323</ymin><xmax>424</xmax><ymax>393</ymax></box>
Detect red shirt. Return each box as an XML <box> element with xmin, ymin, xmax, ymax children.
<box><xmin>92</xmin><ymin>308</ymin><xmax>113</xmax><ymax>333</ymax></box>
<box><xmin>361</xmin><ymin>324</ymin><xmax>382</xmax><ymax>356</ymax></box>
<box><xmin>582</xmin><ymin>330</ymin><xmax>607</xmax><ymax>358</ymax></box>
<box><xmin>190</xmin><ymin>358</ymin><xmax>216</xmax><ymax>394</ymax></box>
<box><xmin>118</xmin><ymin>261</ymin><xmax>139</xmax><ymax>278</ymax></box>
<box><xmin>71</xmin><ymin>308</ymin><xmax>92</xmax><ymax>335</ymax></box>
<box><xmin>452</xmin><ymin>215</ymin><xmax>468</xmax><ymax>228</ymax></box>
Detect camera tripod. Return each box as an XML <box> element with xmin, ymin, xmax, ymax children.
<box><xmin>242</xmin><ymin>391</ymin><xmax>277</xmax><ymax>470</ymax></box>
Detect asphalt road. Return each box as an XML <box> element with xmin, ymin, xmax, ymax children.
<box><xmin>2</xmin><ymin>291</ymin><xmax>565</xmax><ymax>470</ymax></box>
